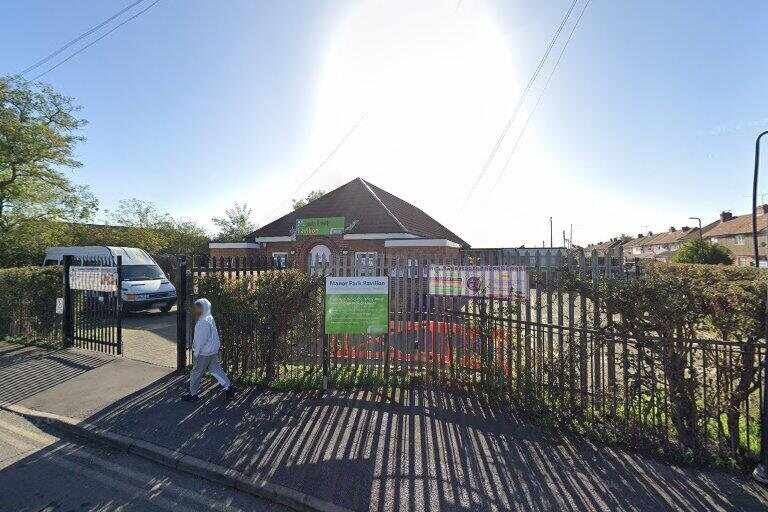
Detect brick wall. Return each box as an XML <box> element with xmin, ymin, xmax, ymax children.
<box><xmin>210</xmin><ymin>239</ymin><xmax>462</xmax><ymax>266</ymax></box>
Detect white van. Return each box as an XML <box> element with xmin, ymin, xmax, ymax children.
<box><xmin>44</xmin><ymin>246</ymin><xmax>177</xmax><ymax>313</ymax></box>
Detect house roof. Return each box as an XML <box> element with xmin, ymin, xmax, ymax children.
<box><xmin>645</xmin><ymin>227</ymin><xmax>698</xmax><ymax>246</ymax></box>
<box><xmin>703</xmin><ymin>209</ymin><xmax>768</xmax><ymax>237</ymax></box>
<box><xmin>248</xmin><ymin>177</ymin><xmax>469</xmax><ymax>247</ymax></box>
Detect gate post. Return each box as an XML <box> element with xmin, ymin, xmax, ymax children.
<box><xmin>176</xmin><ymin>256</ymin><xmax>188</xmax><ymax>372</ymax></box>
<box><xmin>62</xmin><ymin>255</ymin><xmax>74</xmax><ymax>348</ymax></box>
<box><xmin>116</xmin><ymin>255</ymin><xmax>123</xmax><ymax>355</ymax></box>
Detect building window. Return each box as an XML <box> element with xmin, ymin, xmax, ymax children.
<box><xmin>272</xmin><ymin>252</ymin><xmax>288</xmax><ymax>268</ymax></box>
<box><xmin>355</xmin><ymin>252</ymin><xmax>378</xmax><ymax>275</ymax></box>
<box><xmin>710</xmin><ymin>237</ymin><xmax>719</xmax><ymax>244</ymax></box>
<box><xmin>735</xmin><ymin>235</ymin><xmax>745</xmax><ymax>246</ymax></box>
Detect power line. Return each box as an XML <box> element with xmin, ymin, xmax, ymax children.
<box><xmin>292</xmin><ymin>113</ymin><xmax>368</xmax><ymax>196</ymax></box>
<box><xmin>20</xmin><ymin>0</ymin><xmax>147</xmax><ymax>76</ymax></box>
<box><xmin>29</xmin><ymin>0</ymin><xmax>163</xmax><ymax>81</ymax></box>
<box><xmin>462</xmin><ymin>0</ymin><xmax>579</xmax><ymax>208</ymax></box>
<box><xmin>492</xmin><ymin>0</ymin><xmax>592</xmax><ymax>189</ymax></box>
<box><xmin>263</xmin><ymin>113</ymin><xmax>368</xmax><ymax>220</ymax></box>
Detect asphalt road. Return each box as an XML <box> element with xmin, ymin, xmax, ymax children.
<box><xmin>0</xmin><ymin>410</ymin><xmax>287</xmax><ymax>512</ymax></box>
<box><xmin>122</xmin><ymin>308</ymin><xmax>180</xmax><ymax>368</ymax></box>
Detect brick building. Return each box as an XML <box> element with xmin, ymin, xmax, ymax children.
<box><xmin>209</xmin><ymin>177</ymin><xmax>469</xmax><ymax>267</ymax></box>
<box><xmin>702</xmin><ymin>207</ymin><xmax>768</xmax><ymax>266</ymax></box>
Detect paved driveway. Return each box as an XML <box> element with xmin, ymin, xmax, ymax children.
<box><xmin>122</xmin><ymin>308</ymin><xmax>179</xmax><ymax>368</ymax></box>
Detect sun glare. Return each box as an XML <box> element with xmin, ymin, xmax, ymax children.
<box><xmin>297</xmin><ymin>1</ymin><xmax>523</xmax><ymax>242</ymax></box>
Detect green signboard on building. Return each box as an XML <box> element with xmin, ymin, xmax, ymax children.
<box><xmin>325</xmin><ymin>277</ymin><xmax>389</xmax><ymax>335</ymax></box>
<box><xmin>296</xmin><ymin>217</ymin><xmax>345</xmax><ymax>236</ymax></box>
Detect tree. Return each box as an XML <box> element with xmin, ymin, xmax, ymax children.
<box><xmin>292</xmin><ymin>189</ymin><xmax>325</xmax><ymax>210</ymax></box>
<box><xmin>212</xmin><ymin>202</ymin><xmax>257</xmax><ymax>242</ymax></box>
<box><xmin>0</xmin><ymin>76</ymin><xmax>97</xmax><ymax>267</ymax></box>
<box><xmin>104</xmin><ymin>198</ymin><xmax>209</xmax><ymax>255</ymax></box>
<box><xmin>0</xmin><ymin>75</ymin><xmax>88</xmax><ymax>229</ymax></box>
<box><xmin>671</xmin><ymin>238</ymin><xmax>733</xmax><ymax>265</ymax></box>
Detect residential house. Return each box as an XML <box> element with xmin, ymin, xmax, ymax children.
<box><xmin>702</xmin><ymin>207</ymin><xmax>768</xmax><ymax>266</ymax></box>
<box><xmin>622</xmin><ymin>226</ymin><xmax>703</xmax><ymax>262</ymax></box>
<box><xmin>210</xmin><ymin>177</ymin><xmax>470</xmax><ymax>268</ymax></box>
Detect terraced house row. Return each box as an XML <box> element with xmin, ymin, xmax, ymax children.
<box><xmin>587</xmin><ymin>205</ymin><xmax>768</xmax><ymax>267</ymax></box>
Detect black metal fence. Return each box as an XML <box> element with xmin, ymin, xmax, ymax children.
<box><xmin>175</xmin><ymin>250</ymin><xmax>767</xmax><ymax>465</ymax></box>
<box><xmin>63</xmin><ymin>255</ymin><xmax>123</xmax><ymax>355</ymax></box>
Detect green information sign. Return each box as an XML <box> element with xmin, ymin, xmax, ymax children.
<box><xmin>325</xmin><ymin>277</ymin><xmax>389</xmax><ymax>335</ymax></box>
<box><xmin>297</xmin><ymin>217</ymin><xmax>345</xmax><ymax>236</ymax></box>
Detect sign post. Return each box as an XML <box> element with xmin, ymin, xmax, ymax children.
<box><xmin>324</xmin><ymin>276</ymin><xmax>389</xmax><ymax>394</ymax></box>
<box><xmin>324</xmin><ymin>277</ymin><xmax>389</xmax><ymax>335</ymax></box>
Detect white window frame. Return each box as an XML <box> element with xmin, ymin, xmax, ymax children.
<box><xmin>272</xmin><ymin>252</ymin><xmax>288</xmax><ymax>268</ymax></box>
<box><xmin>355</xmin><ymin>251</ymin><xmax>378</xmax><ymax>275</ymax></box>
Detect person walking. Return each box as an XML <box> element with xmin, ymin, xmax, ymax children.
<box><xmin>183</xmin><ymin>298</ymin><xmax>235</xmax><ymax>401</ymax></box>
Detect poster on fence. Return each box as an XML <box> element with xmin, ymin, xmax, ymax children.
<box><xmin>69</xmin><ymin>266</ymin><xmax>118</xmax><ymax>292</ymax></box>
<box><xmin>325</xmin><ymin>277</ymin><xmax>389</xmax><ymax>335</ymax></box>
<box><xmin>428</xmin><ymin>265</ymin><xmax>529</xmax><ymax>300</ymax></box>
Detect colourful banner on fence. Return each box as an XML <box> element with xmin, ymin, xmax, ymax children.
<box><xmin>297</xmin><ymin>217</ymin><xmax>345</xmax><ymax>236</ymax></box>
<box><xmin>70</xmin><ymin>266</ymin><xmax>118</xmax><ymax>292</ymax></box>
<box><xmin>428</xmin><ymin>265</ymin><xmax>529</xmax><ymax>300</ymax></box>
<box><xmin>325</xmin><ymin>277</ymin><xmax>389</xmax><ymax>335</ymax></box>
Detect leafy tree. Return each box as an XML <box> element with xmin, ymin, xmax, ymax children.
<box><xmin>212</xmin><ymin>202</ymin><xmax>257</xmax><ymax>242</ymax></box>
<box><xmin>671</xmin><ymin>238</ymin><xmax>733</xmax><ymax>265</ymax></box>
<box><xmin>0</xmin><ymin>76</ymin><xmax>98</xmax><ymax>266</ymax></box>
<box><xmin>103</xmin><ymin>198</ymin><xmax>209</xmax><ymax>255</ymax></box>
<box><xmin>0</xmin><ymin>75</ymin><xmax>89</xmax><ymax>229</ymax></box>
<box><xmin>292</xmin><ymin>189</ymin><xmax>325</xmax><ymax>210</ymax></box>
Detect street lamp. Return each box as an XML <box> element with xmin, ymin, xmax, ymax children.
<box><xmin>688</xmin><ymin>217</ymin><xmax>702</xmax><ymax>240</ymax></box>
<box><xmin>752</xmin><ymin>130</ymin><xmax>768</xmax><ymax>485</ymax></box>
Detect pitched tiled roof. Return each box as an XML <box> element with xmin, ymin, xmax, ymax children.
<box><xmin>248</xmin><ymin>178</ymin><xmax>469</xmax><ymax>247</ymax></box>
<box><xmin>703</xmin><ymin>210</ymin><xmax>768</xmax><ymax>237</ymax></box>
<box><xmin>645</xmin><ymin>228</ymin><xmax>698</xmax><ymax>246</ymax></box>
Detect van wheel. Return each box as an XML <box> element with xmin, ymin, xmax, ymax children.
<box><xmin>160</xmin><ymin>304</ymin><xmax>173</xmax><ymax>313</ymax></box>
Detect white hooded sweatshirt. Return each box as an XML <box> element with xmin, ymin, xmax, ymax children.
<box><xmin>192</xmin><ymin>298</ymin><xmax>221</xmax><ymax>356</ymax></box>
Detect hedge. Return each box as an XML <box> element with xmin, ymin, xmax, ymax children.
<box><xmin>0</xmin><ymin>266</ymin><xmax>63</xmax><ymax>347</ymax></box>
<box><xmin>193</xmin><ymin>269</ymin><xmax>324</xmax><ymax>384</ymax></box>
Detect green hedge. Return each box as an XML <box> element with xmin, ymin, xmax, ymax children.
<box><xmin>194</xmin><ymin>269</ymin><xmax>323</xmax><ymax>384</ymax></box>
<box><xmin>0</xmin><ymin>266</ymin><xmax>63</xmax><ymax>347</ymax></box>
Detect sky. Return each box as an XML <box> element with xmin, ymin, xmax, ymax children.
<box><xmin>3</xmin><ymin>0</ymin><xmax>768</xmax><ymax>247</ymax></box>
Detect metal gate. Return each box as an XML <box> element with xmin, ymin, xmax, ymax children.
<box><xmin>63</xmin><ymin>255</ymin><xmax>123</xmax><ymax>355</ymax></box>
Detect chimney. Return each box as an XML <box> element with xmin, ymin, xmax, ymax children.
<box><xmin>637</xmin><ymin>233</ymin><xmax>643</xmax><ymax>238</ymax></box>
<box><xmin>669</xmin><ymin>226</ymin><xmax>676</xmax><ymax>232</ymax></box>
<box><xmin>720</xmin><ymin>211</ymin><xmax>733</xmax><ymax>222</ymax></box>
<box><xmin>682</xmin><ymin>226</ymin><xmax>690</xmax><ymax>231</ymax></box>
<box><xmin>647</xmin><ymin>231</ymin><xmax>653</xmax><ymax>237</ymax></box>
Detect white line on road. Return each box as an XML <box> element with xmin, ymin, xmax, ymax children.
<box><xmin>0</xmin><ymin>418</ymin><xmax>253</xmax><ymax>512</ymax></box>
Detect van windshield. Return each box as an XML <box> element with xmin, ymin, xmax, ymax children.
<box><xmin>122</xmin><ymin>265</ymin><xmax>164</xmax><ymax>281</ymax></box>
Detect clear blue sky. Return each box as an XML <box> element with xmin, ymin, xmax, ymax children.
<box><xmin>3</xmin><ymin>0</ymin><xmax>768</xmax><ymax>247</ymax></box>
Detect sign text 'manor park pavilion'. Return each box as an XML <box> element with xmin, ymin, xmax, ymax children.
<box><xmin>296</xmin><ymin>217</ymin><xmax>345</xmax><ymax>236</ymax></box>
<box><xmin>325</xmin><ymin>277</ymin><xmax>389</xmax><ymax>335</ymax></box>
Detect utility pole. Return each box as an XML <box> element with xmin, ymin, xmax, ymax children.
<box><xmin>549</xmin><ymin>217</ymin><xmax>553</xmax><ymax>248</ymax></box>
<box><xmin>751</xmin><ymin>130</ymin><xmax>768</xmax><ymax>485</ymax></box>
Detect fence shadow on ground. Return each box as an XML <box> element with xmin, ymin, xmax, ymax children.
<box><xmin>0</xmin><ymin>345</ymin><xmax>112</xmax><ymax>404</ymax></box>
<box><xmin>84</xmin><ymin>376</ymin><xmax>768</xmax><ymax>512</ymax></box>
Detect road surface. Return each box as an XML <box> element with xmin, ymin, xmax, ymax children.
<box><xmin>0</xmin><ymin>410</ymin><xmax>287</xmax><ymax>512</ymax></box>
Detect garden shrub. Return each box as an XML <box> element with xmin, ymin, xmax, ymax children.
<box><xmin>194</xmin><ymin>269</ymin><xmax>323</xmax><ymax>383</ymax></box>
<box><xmin>563</xmin><ymin>261</ymin><xmax>767</xmax><ymax>464</ymax></box>
<box><xmin>0</xmin><ymin>266</ymin><xmax>62</xmax><ymax>347</ymax></box>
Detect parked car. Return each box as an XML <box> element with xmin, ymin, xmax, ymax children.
<box><xmin>43</xmin><ymin>246</ymin><xmax>177</xmax><ymax>313</ymax></box>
